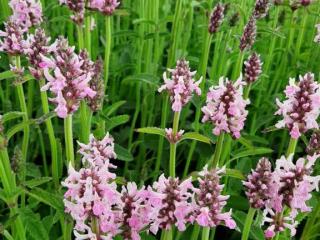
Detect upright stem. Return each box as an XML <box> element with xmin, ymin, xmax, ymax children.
<box><xmin>164</xmin><ymin>228</ymin><xmax>173</xmax><ymax>240</ymax></box>
<box><xmin>286</xmin><ymin>138</ymin><xmax>298</xmax><ymax>157</ymax></box>
<box><xmin>202</xmin><ymin>227</ymin><xmax>210</xmax><ymax>240</ymax></box>
<box><xmin>15</xmin><ymin>56</ymin><xmax>29</xmax><ymax>207</ymax></box>
<box><xmin>241</xmin><ymin>207</ymin><xmax>256</xmax><ymax>240</ymax></box>
<box><xmin>64</xmin><ymin>115</ymin><xmax>74</xmax><ymax>166</ymax></box>
<box><xmin>39</xmin><ymin>79</ymin><xmax>59</xmax><ymax>186</ymax></box>
<box><xmin>244</xmin><ymin>83</ymin><xmax>252</xmax><ymax>100</ymax></box>
<box><xmin>104</xmin><ymin>16</ymin><xmax>112</xmax><ymax>88</ymax></box>
<box><xmin>232</xmin><ymin>52</ymin><xmax>244</xmax><ymax>80</ymax></box>
<box><xmin>169</xmin><ymin>111</ymin><xmax>180</xmax><ymax>178</ymax></box>
<box><xmin>210</xmin><ymin>133</ymin><xmax>225</xmax><ymax>167</ymax></box>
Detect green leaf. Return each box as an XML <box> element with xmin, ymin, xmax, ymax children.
<box><xmin>19</xmin><ymin>208</ymin><xmax>49</xmax><ymax>240</ymax></box>
<box><xmin>115</xmin><ymin>144</ymin><xmax>133</xmax><ymax>162</ymax></box>
<box><xmin>225</xmin><ymin>168</ymin><xmax>245</xmax><ymax>180</ymax></box>
<box><xmin>6</xmin><ymin>120</ymin><xmax>35</xmax><ymax>140</ymax></box>
<box><xmin>2</xmin><ymin>111</ymin><xmax>25</xmax><ymax>123</ymax></box>
<box><xmin>233</xmin><ymin>210</ymin><xmax>265</xmax><ymax>240</ymax></box>
<box><xmin>106</xmin><ymin>115</ymin><xmax>130</xmax><ymax>131</ymax></box>
<box><xmin>23</xmin><ymin>177</ymin><xmax>52</xmax><ymax>188</ymax></box>
<box><xmin>180</xmin><ymin>132</ymin><xmax>211</xmax><ymax>144</ymax></box>
<box><xmin>0</xmin><ymin>71</ymin><xmax>16</xmax><ymax>81</ymax></box>
<box><xmin>136</xmin><ymin>127</ymin><xmax>166</xmax><ymax>137</ymax></box>
<box><xmin>231</xmin><ymin>147</ymin><xmax>273</xmax><ymax>161</ymax></box>
<box><xmin>23</xmin><ymin>187</ymin><xmax>64</xmax><ymax>212</ymax></box>
<box><xmin>122</xmin><ymin>74</ymin><xmax>159</xmax><ymax>87</ymax></box>
<box><xmin>104</xmin><ymin>100</ymin><xmax>126</xmax><ymax>117</ymax></box>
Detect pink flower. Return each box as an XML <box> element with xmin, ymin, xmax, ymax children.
<box><xmin>243</xmin><ymin>158</ymin><xmax>274</xmax><ymax>209</ymax></box>
<box><xmin>239</xmin><ymin>16</ymin><xmax>256</xmax><ymax>51</ymax></box>
<box><xmin>0</xmin><ymin>20</ymin><xmax>25</xmax><ymax>55</ymax></box>
<box><xmin>148</xmin><ymin>174</ymin><xmax>194</xmax><ymax>234</ymax></box>
<box><xmin>244</xmin><ymin>52</ymin><xmax>262</xmax><ymax>84</ymax></box>
<box><xmin>191</xmin><ymin>166</ymin><xmax>236</xmax><ymax>229</ymax></box>
<box><xmin>253</xmin><ymin>0</ymin><xmax>271</xmax><ymax>19</ymax></box>
<box><xmin>78</xmin><ymin>133</ymin><xmax>117</xmax><ymax>169</ymax></box>
<box><xmin>202</xmin><ymin>75</ymin><xmax>249</xmax><ymax>138</ymax></box>
<box><xmin>9</xmin><ymin>0</ymin><xmax>43</xmax><ymax>30</ymax></box>
<box><xmin>165</xmin><ymin>128</ymin><xmax>184</xmax><ymax>143</ymax></box>
<box><xmin>275</xmin><ymin>73</ymin><xmax>320</xmax><ymax>139</ymax></box>
<box><xmin>89</xmin><ymin>0</ymin><xmax>120</xmax><ymax>15</ymax></box>
<box><xmin>208</xmin><ymin>3</ymin><xmax>225</xmax><ymax>34</ymax></box>
<box><xmin>159</xmin><ymin>59</ymin><xmax>202</xmax><ymax>112</ymax></box>
<box><xmin>41</xmin><ymin>37</ymin><xmax>96</xmax><ymax>118</ymax></box>
<box><xmin>59</xmin><ymin>0</ymin><xmax>85</xmax><ymax>25</ymax></box>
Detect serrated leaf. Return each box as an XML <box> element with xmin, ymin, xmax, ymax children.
<box><xmin>106</xmin><ymin>115</ymin><xmax>130</xmax><ymax>131</ymax></box>
<box><xmin>136</xmin><ymin>127</ymin><xmax>166</xmax><ymax>137</ymax></box>
<box><xmin>19</xmin><ymin>208</ymin><xmax>49</xmax><ymax>240</ymax></box>
<box><xmin>115</xmin><ymin>144</ymin><xmax>133</xmax><ymax>162</ymax></box>
<box><xmin>23</xmin><ymin>177</ymin><xmax>52</xmax><ymax>188</ymax></box>
<box><xmin>23</xmin><ymin>187</ymin><xmax>64</xmax><ymax>212</ymax></box>
<box><xmin>180</xmin><ymin>132</ymin><xmax>211</xmax><ymax>144</ymax></box>
<box><xmin>231</xmin><ymin>148</ymin><xmax>273</xmax><ymax>161</ymax></box>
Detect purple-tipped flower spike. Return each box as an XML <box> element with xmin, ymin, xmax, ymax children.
<box><xmin>306</xmin><ymin>131</ymin><xmax>320</xmax><ymax>155</ymax></box>
<box><xmin>78</xmin><ymin>133</ymin><xmax>117</xmax><ymax>169</ymax></box>
<box><xmin>89</xmin><ymin>0</ymin><xmax>120</xmax><ymax>16</ymax></box>
<box><xmin>201</xmin><ymin>75</ymin><xmax>250</xmax><ymax>139</ymax></box>
<box><xmin>315</xmin><ymin>24</ymin><xmax>320</xmax><ymax>43</ymax></box>
<box><xmin>62</xmin><ymin>164</ymin><xmax>121</xmax><ymax>239</ymax></box>
<box><xmin>9</xmin><ymin>0</ymin><xmax>43</xmax><ymax>30</ymax></box>
<box><xmin>40</xmin><ymin>37</ymin><xmax>96</xmax><ymax>118</ymax></box>
<box><xmin>243</xmin><ymin>158</ymin><xmax>273</xmax><ymax>209</ymax></box>
<box><xmin>59</xmin><ymin>0</ymin><xmax>85</xmax><ymax>25</ymax></box>
<box><xmin>148</xmin><ymin>175</ymin><xmax>194</xmax><ymax>233</ymax></box>
<box><xmin>118</xmin><ymin>182</ymin><xmax>154</xmax><ymax>240</ymax></box>
<box><xmin>262</xmin><ymin>207</ymin><xmax>298</xmax><ymax>239</ymax></box>
<box><xmin>239</xmin><ymin>16</ymin><xmax>257</xmax><ymax>52</ymax></box>
<box><xmin>253</xmin><ymin>0</ymin><xmax>271</xmax><ymax>19</ymax></box>
<box><xmin>87</xmin><ymin>58</ymin><xmax>104</xmax><ymax>112</ymax></box>
<box><xmin>191</xmin><ymin>166</ymin><xmax>236</xmax><ymax>229</ymax></box>
<box><xmin>24</xmin><ymin>28</ymin><xmax>53</xmax><ymax>80</ymax></box>
<box><xmin>273</xmin><ymin>154</ymin><xmax>320</xmax><ymax>213</ymax></box>
<box><xmin>244</xmin><ymin>52</ymin><xmax>262</xmax><ymax>84</ymax></box>
<box><xmin>275</xmin><ymin>73</ymin><xmax>320</xmax><ymax>139</ymax></box>
<box><xmin>208</xmin><ymin>3</ymin><xmax>225</xmax><ymax>34</ymax></box>
<box><xmin>158</xmin><ymin>59</ymin><xmax>202</xmax><ymax>112</ymax></box>
<box><xmin>0</xmin><ymin>20</ymin><xmax>26</xmax><ymax>55</ymax></box>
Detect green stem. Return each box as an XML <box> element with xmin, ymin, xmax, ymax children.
<box><xmin>241</xmin><ymin>207</ymin><xmax>256</xmax><ymax>240</ymax></box>
<box><xmin>39</xmin><ymin>79</ymin><xmax>59</xmax><ymax>186</ymax></box>
<box><xmin>232</xmin><ymin>52</ymin><xmax>244</xmax><ymax>80</ymax></box>
<box><xmin>286</xmin><ymin>138</ymin><xmax>298</xmax><ymax>157</ymax></box>
<box><xmin>164</xmin><ymin>228</ymin><xmax>173</xmax><ymax>240</ymax></box>
<box><xmin>84</xmin><ymin>15</ymin><xmax>92</xmax><ymax>56</ymax></box>
<box><xmin>64</xmin><ymin>115</ymin><xmax>74</xmax><ymax>166</ymax></box>
<box><xmin>210</xmin><ymin>133</ymin><xmax>225</xmax><ymax>168</ymax></box>
<box><xmin>169</xmin><ymin>111</ymin><xmax>180</xmax><ymax>177</ymax></box>
<box><xmin>104</xmin><ymin>16</ymin><xmax>112</xmax><ymax>88</ymax></box>
<box><xmin>76</xmin><ymin>25</ymin><xmax>84</xmax><ymax>50</ymax></box>
<box><xmin>244</xmin><ymin>83</ymin><xmax>252</xmax><ymax>100</ymax></box>
<box><xmin>191</xmin><ymin>225</ymin><xmax>201</xmax><ymax>240</ymax></box>
<box><xmin>301</xmin><ymin>198</ymin><xmax>320</xmax><ymax>239</ymax></box>
<box><xmin>202</xmin><ymin>227</ymin><xmax>210</xmax><ymax>240</ymax></box>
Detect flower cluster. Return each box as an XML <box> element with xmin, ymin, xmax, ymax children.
<box><xmin>89</xmin><ymin>0</ymin><xmax>120</xmax><ymax>16</ymax></box>
<box><xmin>208</xmin><ymin>3</ymin><xmax>225</xmax><ymax>34</ymax></box>
<box><xmin>244</xmin><ymin>52</ymin><xmax>262</xmax><ymax>84</ymax></box>
<box><xmin>275</xmin><ymin>73</ymin><xmax>320</xmax><ymax>139</ymax></box>
<box><xmin>165</xmin><ymin>128</ymin><xmax>184</xmax><ymax>143</ymax></box>
<box><xmin>202</xmin><ymin>76</ymin><xmax>250</xmax><ymax>139</ymax></box>
<box><xmin>243</xmin><ymin>154</ymin><xmax>320</xmax><ymax>238</ymax></box>
<box><xmin>243</xmin><ymin>158</ymin><xmax>273</xmax><ymax>209</ymax></box>
<box><xmin>59</xmin><ymin>0</ymin><xmax>85</xmax><ymax>25</ymax></box>
<box><xmin>253</xmin><ymin>0</ymin><xmax>271</xmax><ymax>19</ymax></box>
<box><xmin>239</xmin><ymin>16</ymin><xmax>257</xmax><ymax>52</ymax></box>
<box><xmin>306</xmin><ymin>131</ymin><xmax>320</xmax><ymax>155</ymax></box>
<box><xmin>0</xmin><ymin>21</ymin><xmax>26</xmax><ymax>55</ymax></box>
<box><xmin>41</xmin><ymin>37</ymin><xmax>96</xmax><ymax>118</ymax></box>
<box><xmin>9</xmin><ymin>0</ymin><xmax>42</xmax><ymax>30</ymax></box>
<box><xmin>191</xmin><ymin>166</ymin><xmax>236</xmax><ymax>229</ymax></box>
<box><xmin>158</xmin><ymin>59</ymin><xmax>202</xmax><ymax>112</ymax></box>
<box><xmin>24</xmin><ymin>28</ymin><xmax>52</xmax><ymax>80</ymax></box>
<box><xmin>315</xmin><ymin>24</ymin><xmax>320</xmax><ymax>43</ymax></box>
<box><xmin>63</xmin><ymin>141</ymin><xmax>237</xmax><ymax>240</ymax></box>
<box><xmin>87</xmin><ymin>58</ymin><xmax>104</xmax><ymax>112</ymax></box>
